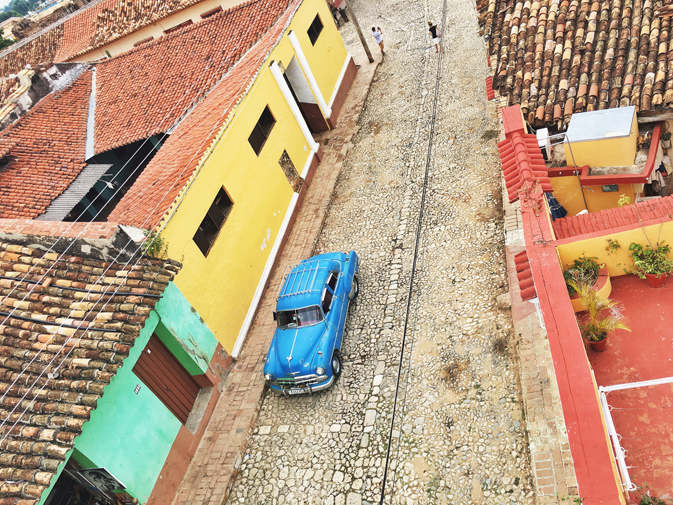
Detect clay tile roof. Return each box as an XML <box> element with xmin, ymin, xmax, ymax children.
<box><xmin>552</xmin><ymin>194</ymin><xmax>673</xmax><ymax>239</ymax></box>
<box><xmin>0</xmin><ymin>71</ymin><xmax>91</xmax><ymax>219</ymax></box>
<box><xmin>0</xmin><ymin>0</ymin><xmax>210</xmax><ymax>77</ymax></box>
<box><xmin>107</xmin><ymin>0</ymin><xmax>300</xmax><ymax>228</ymax></box>
<box><xmin>497</xmin><ymin>128</ymin><xmax>553</xmax><ymax>203</ymax></box>
<box><xmin>515</xmin><ymin>250</ymin><xmax>537</xmax><ymax>301</ymax></box>
<box><xmin>479</xmin><ymin>0</ymin><xmax>673</xmax><ymax>129</ymax></box>
<box><xmin>0</xmin><ymin>237</ymin><xmax>180</xmax><ymax>504</ymax></box>
<box><xmin>92</xmin><ymin>0</ymin><xmax>294</xmax><ymax>155</ymax></box>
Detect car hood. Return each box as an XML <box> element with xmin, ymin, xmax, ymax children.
<box><xmin>271</xmin><ymin>322</ymin><xmax>327</xmax><ymax>376</ymax></box>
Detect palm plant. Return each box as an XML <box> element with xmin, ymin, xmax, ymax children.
<box><xmin>568</xmin><ymin>281</ymin><xmax>631</xmax><ymax>342</ymax></box>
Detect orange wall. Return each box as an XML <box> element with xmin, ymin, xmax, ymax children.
<box><xmin>551</xmin><ymin>176</ymin><xmax>635</xmax><ymax>215</ymax></box>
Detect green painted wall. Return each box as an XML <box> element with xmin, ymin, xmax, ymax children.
<box><xmin>154</xmin><ymin>281</ymin><xmax>218</xmax><ymax>375</ymax></box>
<box><xmin>73</xmin><ymin>310</ymin><xmax>181</xmax><ymax>503</ymax></box>
<box><xmin>39</xmin><ymin>282</ymin><xmax>219</xmax><ymax>504</ymax></box>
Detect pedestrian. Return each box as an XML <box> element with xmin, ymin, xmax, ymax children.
<box><xmin>428</xmin><ymin>21</ymin><xmax>443</xmax><ymax>53</ymax></box>
<box><xmin>372</xmin><ymin>26</ymin><xmax>384</xmax><ymax>55</ymax></box>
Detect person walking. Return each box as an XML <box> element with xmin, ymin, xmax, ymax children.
<box><xmin>372</xmin><ymin>27</ymin><xmax>384</xmax><ymax>55</ymax></box>
<box><xmin>428</xmin><ymin>21</ymin><xmax>443</xmax><ymax>53</ymax></box>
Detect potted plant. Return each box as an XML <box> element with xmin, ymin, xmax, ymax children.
<box><xmin>627</xmin><ymin>241</ymin><xmax>673</xmax><ymax>288</ymax></box>
<box><xmin>564</xmin><ymin>256</ymin><xmax>610</xmax><ymax>312</ymax></box>
<box><xmin>568</xmin><ymin>280</ymin><xmax>630</xmax><ymax>352</ymax></box>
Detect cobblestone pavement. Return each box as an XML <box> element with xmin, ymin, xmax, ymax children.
<box><xmin>226</xmin><ymin>0</ymin><xmax>536</xmax><ymax>503</ymax></box>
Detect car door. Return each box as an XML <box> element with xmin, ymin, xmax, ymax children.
<box><xmin>321</xmin><ymin>271</ymin><xmax>342</xmax><ymax>351</ymax></box>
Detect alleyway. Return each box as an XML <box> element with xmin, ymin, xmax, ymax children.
<box><xmin>225</xmin><ymin>0</ymin><xmax>535</xmax><ymax>504</ymax></box>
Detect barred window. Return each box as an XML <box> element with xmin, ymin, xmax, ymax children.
<box><xmin>307</xmin><ymin>15</ymin><xmax>323</xmax><ymax>45</ymax></box>
<box><xmin>248</xmin><ymin>106</ymin><xmax>276</xmax><ymax>155</ymax></box>
<box><xmin>193</xmin><ymin>188</ymin><xmax>233</xmax><ymax>256</ymax></box>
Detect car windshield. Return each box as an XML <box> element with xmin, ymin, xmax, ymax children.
<box><xmin>277</xmin><ymin>305</ymin><xmax>323</xmax><ymax>329</ymax></box>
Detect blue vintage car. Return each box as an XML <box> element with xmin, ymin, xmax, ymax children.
<box><xmin>264</xmin><ymin>251</ymin><xmax>360</xmax><ymax>395</ymax></box>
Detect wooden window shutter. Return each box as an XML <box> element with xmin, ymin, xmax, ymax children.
<box><xmin>133</xmin><ymin>334</ymin><xmax>201</xmax><ymax>424</ymax></box>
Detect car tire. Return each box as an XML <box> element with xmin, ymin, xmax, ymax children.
<box><xmin>331</xmin><ymin>351</ymin><xmax>342</xmax><ymax>378</ymax></box>
<box><xmin>349</xmin><ymin>275</ymin><xmax>359</xmax><ymax>300</ymax></box>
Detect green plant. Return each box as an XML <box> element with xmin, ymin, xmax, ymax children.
<box><xmin>626</xmin><ymin>242</ymin><xmax>673</xmax><ymax>279</ymax></box>
<box><xmin>605</xmin><ymin>238</ymin><xmax>621</xmax><ymax>255</ymax></box>
<box><xmin>567</xmin><ymin>281</ymin><xmax>631</xmax><ymax>342</ymax></box>
<box><xmin>618</xmin><ymin>194</ymin><xmax>632</xmax><ymax>207</ymax></box>
<box><xmin>143</xmin><ymin>229</ymin><xmax>168</xmax><ymax>259</ymax></box>
<box><xmin>563</xmin><ymin>256</ymin><xmax>600</xmax><ymax>296</ymax></box>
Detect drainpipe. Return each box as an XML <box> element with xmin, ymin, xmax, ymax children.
<box><xmin>341</xmin><ymin>0</ymin><xmax>374</xmax><ymax>63</ymax></box>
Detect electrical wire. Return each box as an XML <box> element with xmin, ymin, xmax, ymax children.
<box><xmin>0</xmin><ymin>2</ymin><xmax>274</xmax><ymax>330</ymax></box>
<box><xmin>378</xmin><ymin>0</ymin><xmax>448</xmax><ymax>502</ymax></box>
<box><xmin>0</xmin><ymin>3</ymin><xmax>284</xmax><ymax>433</ymax></box>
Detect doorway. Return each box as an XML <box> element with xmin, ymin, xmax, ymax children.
<box><xmin>283</xmin><ymin>57</ymin><xmax>328</xmax><ymax>133</ymax></box>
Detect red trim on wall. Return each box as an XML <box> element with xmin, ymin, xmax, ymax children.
<box><xmin>521</xmin><ymin>186</ymin><xmax>624</xmax><ymax>503</ymax></box>
<box><xmin>486</xmin><ymin>76</ymin><xmax>494</xmax><ymax>100</ymax></box>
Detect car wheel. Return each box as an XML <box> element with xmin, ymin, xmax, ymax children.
<box><xmin>350</xmin><ymin>275</ymin><xmax>359</xmax><ymax>300</ymax></box>
<box><xmin>331</xmin><ymin>351</ymin><xmax>342</xmax><ymax>378</ymax></box>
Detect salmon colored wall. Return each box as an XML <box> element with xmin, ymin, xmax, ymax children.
<box><xmin>159</xmin><ymin>0</ymin><xmax>349</xmax><ymax>354</ymax></box>
<box><xmin>550</xmin><ymin>177</ymin><xmax>635</xmax><ymax>215</ymax></box>
<box><xmin>564</xmin><ymin>114</ymin><xmax>638</xmax><ymax>167</ymax></box>
<box><xmin>70</xmin><ymin>0</ymin><xmax>247</xmax><ymax>61</ymax></box>
<box><xmin>556</xmin><ymin>220</ymin><xmax>673</xmax><ymax>278</ymax></box>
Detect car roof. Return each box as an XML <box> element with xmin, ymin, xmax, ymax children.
<box><xmin>276</xmin><ymin>257</ymin><xmax>343</xmax><ymax>311</ymax></box>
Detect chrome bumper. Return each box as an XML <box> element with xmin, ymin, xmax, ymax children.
<box><xmin>269</xmin><ymin>374</ymin><xmax>334</xmax><ymax>395</ymax></box>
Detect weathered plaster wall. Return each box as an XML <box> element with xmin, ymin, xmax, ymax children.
<box><xmin>162</xmin><ymin>0</ymin><xmax>350</xmax><ymax>354</ymax></box>
<box><xmin>37</xmin><ymin>282</ymin><xmax>220</xmax><ymax>504</ymax></box>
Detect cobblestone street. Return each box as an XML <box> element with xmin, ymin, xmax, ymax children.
<box><xmin>226</xmin><ymin>0</ymin><xmax>536</xmax><ymax>503</ymax></box>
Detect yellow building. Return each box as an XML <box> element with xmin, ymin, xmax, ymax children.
<box><xmin>107</xmin><ymin>0</ymin><xmax>357</xmax><ymax>357</ymax></box>
<box><xmin>0</xmin><ymin>0</ymin><xmax>356</xmax><ymax>360</ymax></box>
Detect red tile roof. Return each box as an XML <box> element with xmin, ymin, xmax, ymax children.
<box><xmin>514</xmin><ymin>250</ymin><xmax>536</xmax><ymax>301</ymax></box>
<box><xmin>0</xmin><ymin>0</ymin><xmax>295</xmax><ymax>221</ymax></box>
<box><xmin>0</xmin><ymin>237</ymin><xmax>178</xmax><ymax>504</ymax></box>
<box><xmin>55</xmin><ymin>0</ymin><xmax>204</xmax><ymax>62</ymax></box>
<box><xmin>478</xmin><ymin>0</ymin><xmax>673</xmax><ymax>128</ymax></box>
<box><xmin>552</xmin><ymin>195</ymin><xmax>673</xmax><ymax>240</ymax></box>
<box><xmin>0</xmin><ymin>0</ymin><xmax>206</xmax><ymax>76</ymax></box>
<box><xmin>486</xmin><ymin>75</ymin><xmax>494</xmax><ymax>100</ymax></box>
<box><xmin>108</xmin><ymin>0</ymin><xmax>300</xmax><ymax>228</ymax></box>
<box><xmin>0</xmin><ymin>72</ymin><xmax>90</xmax><ymax>219</ymax></box>
<box><xmin>93</xmin><ymin>0</ymin><xmax>293</xmax><ymax>155</ymax></box>
<box><xmin>0</xmin><ymin>218</ymin><xmax>119</xmax><ymax>239</ymax></box>
<box><xmin>497</xmin><ymin>130</ymin><xmax>552</xmax><ymax>203</ymax></box>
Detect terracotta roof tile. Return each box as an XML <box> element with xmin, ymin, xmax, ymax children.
<box><xmin>515</xmin><ymin>250</ymin><xmax>537</xmax><ymax>300</ymax></box>
<box><xmin>0</xmin><ymin>0</ymin><xmax>211</xmax><ymax>76</ymax></box>
<box><xmin>479</xmin><ymin>0</ymin><xmax>673</xmax><ymax>128</ymax></box>
<box><xmin>498</xmin><ymin>130</ymin><xmax>553</xmax><ymax>202</ymax></box>
<box><xmin>0</xmin><ymin>237</ymin><xmax>179</xmax><ymax>504</ymax></box>
<box><xmin>0</xmin><ymin>72</ymin><xmax>91</xmax><ymax>219</ymax></box>
<box><xmin>553</xmin><ymin>194</ymin><xmax>673</xmax><ymax>239</ymax></box>
<box><xmin>107</xmin><ymin>0</ymin><xmax>300</xmax><ymax>228</ymax></box>
<box><xmin>93</xmin><ymin>0</ymin><xmax>294</xmax><ymax>155</ymax></box>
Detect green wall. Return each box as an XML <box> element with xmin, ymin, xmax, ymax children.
<box><xmin>38</xmin><ymin>281</ymin><xmax>219</xmax><ymax>504</ymax></box>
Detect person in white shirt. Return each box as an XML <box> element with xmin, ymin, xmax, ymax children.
<box><xmin>372</xmin><ymin>27</ymin><xmax>384</xmax><ymax>55</ymax></box>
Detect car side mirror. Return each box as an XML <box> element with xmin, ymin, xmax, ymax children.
<box><xmin>272</xmin><ymin>311</ymin><xmax>277</xmax><ymax>321</ymax></box>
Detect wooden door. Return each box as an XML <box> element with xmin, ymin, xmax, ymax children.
<box><xmin>133</xmin><ymin>334</ymin><xmax>200</xmax><ymax>424</ymax></box>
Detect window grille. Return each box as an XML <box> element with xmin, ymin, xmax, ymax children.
<box><xmin>307</xmin><ymin>14</ymin><xmax>323</xmax><ymax>45</ymax></box>
<box><xmin>193</xmin><ymin>187</ymin><xmax>233</xmax><ymax>256</ymax></box>
<box><xmin>248</xmin><ymin>106</ymin><xmax>276</xmax><ymax>155</ymax></box>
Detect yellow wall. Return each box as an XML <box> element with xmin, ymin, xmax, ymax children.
<box><xmin>292</xmin><ymin>0</ymin><xmax>348</xmax><ymax>105</ymax></box>
<box><xmin>550</xmin><ymin>176</ymin><xmax>586</xmax><ymax>216</ymax></box>
<box><xmin>69</xmin><ymin>0</ymin><xmax>246</xmax><ymax>62</ymax></box>
<box><xmin>564</xmin><ymin>114</ymin><xmax>638</xmax><ymax>167</ymax></box>
<box><xmin>158</xmin><ymin>0</ymin><xmax>349</xmax><ymax>354</ymax></box>
<box><xmin>556</xmin><ymin>220</ymin><xmax>673</xmax><ymax>278</ymax></box>
<box><xmin>550</xmin><ymin>177</ymin><xmax>635</xmax><ymax>214</ymax></box>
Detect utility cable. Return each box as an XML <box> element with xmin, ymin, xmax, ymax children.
<box><xmin>0</xmin><ymin>2</ymin><xmax>273</xmax><ymax>332</ymax></box>
<box><xmin>0</xmin><ymin>3</ymin><xmax>281</xmax><ymax>424</ymax></box>
<box><xmin>378</xmin><ymin>0</ymin><xmax>449</xmax><ymax>502</ymax></box>
<box><xmin>0</xmin><ymin>3</ymin><xmax>277</xmax><ymax>402</ymax></box>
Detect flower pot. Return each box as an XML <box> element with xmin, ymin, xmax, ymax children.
<box><xmin>645</xmin><ymin>273</ymin><xmax>667</xmax><ymax>288</ymax></box>
<box><xmin>589</xmin><ymin>337</ymin><xmax>608</xmax><ymax>352</ymax></box>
